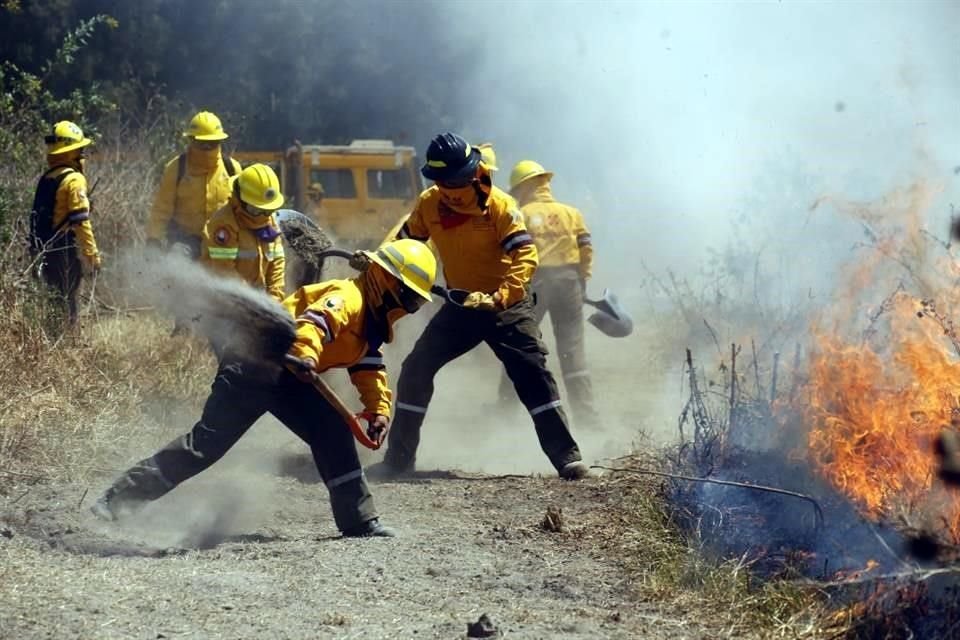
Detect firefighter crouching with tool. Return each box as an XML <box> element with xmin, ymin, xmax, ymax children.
<box><xmin>201</xmin><ymin>163</ymin><xmax>286</xmax><ymax>301</ymax></box>
<box><xmin>146</xmin><ymin>111</ymin><xmax>241</xmax><ymax>258</ymax></box>
<box><xmin>366</xmin><ymin>132</ymin><xmax>589</xmax><ymax>481</ymax></box>
<box><xmin>498</xmin><ymin>160</ymin><xmax>597</xmax><ymax>427</ymax></box>
<box><xmin>29</xmin><ymin>121</ymin><xmax>102</xmax><ymax>326</ymax></box>
<box><xmin>91</xmin><ymin>239</ymin><xmax>439</xmax><ymax>537</ymax></box>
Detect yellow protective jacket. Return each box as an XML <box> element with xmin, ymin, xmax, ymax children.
<box><xmin>42</xmin><ymin>164</ymin><xmax>100</xmax><ymax>261</ymax></box>
<box><xmin>284</xmin><ymin>279</ymin><xmax>392</xmax><ymax>416</ymax></box>
<box><xmin>201</xmin><ymin>202</ymin><xmax>286</xmax><ymax>300</ymax></box>
<box><xmin>519</xmin><ymin>184</ymin><xmax>593</xmax><ymax>280</ymax></box>
<box><xmin>399</xmin><ymin>184</ymin><xmax>537</xmax><ymax>308</ymax></box>
<box><xmin>146</xmin><ymin>147</ymin><xmax>241</xmax><ymax>243</ymax></box>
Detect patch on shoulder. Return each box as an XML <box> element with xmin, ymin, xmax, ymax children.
<box><xmin>214</xmin><ymin>226</ymin><xmax>233</xmax><ymax>246</ymax></box>
<box><xmin>323</xmin><ymin>296</ymin><xmax>344</xmax><ymax>312</ymax></box>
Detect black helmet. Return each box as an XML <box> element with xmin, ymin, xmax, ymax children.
<box><xmin>421</xmin><ymin>132</ymin><xmax>481</xmax><ymax>183</ymax></box>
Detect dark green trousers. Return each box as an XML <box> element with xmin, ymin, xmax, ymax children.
<box><xmin>385</xmin><ymin>295</ymin><xmax>582</xmax><ymax>472</ymax></box>
<box><xmin>105</xmin><ymin>363</ymin><xmax>376</xmax><ymax>532</ymax></box>
<box><xmin>499</xmin><ymin>268</ymin><xmax>596</xmax><ymax>426</ymax></box>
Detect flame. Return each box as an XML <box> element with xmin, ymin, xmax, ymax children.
<box><xmin>797</xmin><ymin>182</ymin><xmax>960</xmax><ymax>541</ymax></box>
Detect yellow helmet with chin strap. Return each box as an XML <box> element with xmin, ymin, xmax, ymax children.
<box><xmin>365</xmin><ymin>239</ymin><xmax>437</xmax><ymax>303</ymax></box>
<box><xmin>477</xmin><ymin>143</ymin><xmax>498</xmax><ymax>171</ymax></box>
<box><xmin>233</xmin><ymin>163</ymin><xmax>285</xmax><ymax>210</ymax></box>
<box><xmin>509</xmin><ymin>160</ymin><xmax>554</xmax><ymax>193</ymax></box>
<box><xmin>45</xmin><ymin>121</ymin><xmax>92</xmax><ymax>155</ymax></box>
<box><xmin>183</xmin><ymin>111</ymin><xmax>229</xmax><ymax>141</ymax></box>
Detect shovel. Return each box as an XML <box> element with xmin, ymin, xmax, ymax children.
<box><xmin>284</xmin><ymin>354</ymin><xmax>385</xmax><ymax>450</ymax></box>
<box><xmin>584</xmin><ymin>288</ymin><xmax>634</xmax><ymax>338</ymax></box>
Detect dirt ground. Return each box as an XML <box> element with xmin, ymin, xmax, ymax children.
<box><xmin>0</xmin><ymin>467</ymin><xmax>716</xmax><ymax>640</ymax></box>
<box><xmin>0</xmin><ymin>316</ymin><xmax>711</xmax><ymax>639</ymax></box>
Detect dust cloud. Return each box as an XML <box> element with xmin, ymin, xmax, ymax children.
<box><xmin>402</xmin><ymin>1</ymin><xmax>960</xmax><ymax>459</ymax></box>
<box><xmin>109</xmin><ymin>3</ymin><xmax>960</xmax><ymax>483</ymax></box>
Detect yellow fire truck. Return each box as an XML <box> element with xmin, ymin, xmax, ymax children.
<box><xmin>233</xmin><ymin>139</ymin><xmax>422</xmax><ymax>248</ymax></box>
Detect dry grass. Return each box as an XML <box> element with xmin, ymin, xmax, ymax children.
<box><xmin>0</xmin><ymin>124</ymin><xmax>211</xmax><ymax>490</ymax></box>
<box><xmin>599</xmin><ymin>453</ymin><xmax>837</xmax><ymax>639</ymax></box>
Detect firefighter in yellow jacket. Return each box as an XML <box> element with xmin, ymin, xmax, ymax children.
<box><xmin>91</xmin><ymin>239</ymin><xmax>438</xmax><ymax>537</ymax></box>
<box><xmin>146</xmin><ymin>111</ymin><xmax>241</xmax><ymax>257</ymax></box>
<box><xmin>368</xmin><ymin>133</ymin><xmax>588</xmax><ymax>480</ymax></box>
<box><xmin>29</xmin><ymin>121</ymin><xmax>102</xmax><ymax>325</ymax></box>
<box><xmin>201</xmin><ymin>163</ymin><xmax>286</xmax><ymax>301</ymax></box>
<box><xmin>499</xmin><ymin>160</ymin><xmax>596</xmax><ymax>426</ymax></box>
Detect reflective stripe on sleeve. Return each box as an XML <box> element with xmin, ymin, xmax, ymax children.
<box><xmin>501</xmin><ymin>231</ymin><xmax>534</xmax><ymax>252</ymax></box>
<box><xmin>266</xmin><ymin>243</ymin><xmax>285</xmax><ymax>260</ymax></box>
<box><xmin>396</xmin><ymin>401</ymin><xmax>428</xmax><ymax>414</ymax></box>
<box><xmin>326</xmin><ymin>468</ymin><xmax>363</xmax><ymax>489</ymax></box>
<box><xmin>529</xmin><ymin>399</ymin><xmax>562</xmax><ymax>416</ymax></box>
<box><xmin>207</xmin><ymin>247</ymin><xmax>239</xmax><ymax>260</ymax></box>
<box><xmin>348</xmin><ymin>355</ymin><xmax>386</xmax><ymax>373</ymax></box>
<box><xmin>577</xmin><ymin>233</ymin><xmax>592</xmax><ymax>247</ymax></box>
<box><xmin>67</xmin><ymin>210</ymin><xmax>90</xmax><ymax>224</ymax></box>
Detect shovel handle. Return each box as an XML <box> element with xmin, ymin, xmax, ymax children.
<box><xmin>284</xmin><ymin>355</ymin><xmax>382</xmax><ymax>450</ymax></box>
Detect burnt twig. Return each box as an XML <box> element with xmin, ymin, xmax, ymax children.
<box><xmin>591</xmin><ymin>465</ymin><xmax>825</xmax><ymax>534</ymax></box>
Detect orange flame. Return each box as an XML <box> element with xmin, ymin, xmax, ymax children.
<box><xmin>797</xmin><ymin>182</ymin><xmax>960</xmax><ymax>541</ymax></box>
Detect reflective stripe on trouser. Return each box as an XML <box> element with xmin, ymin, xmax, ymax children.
<box><xmin>497</xmin><ymin>269</ymin><xmax>596</xmax><ymax>425</ymax></box>
<box><xmin>386</xmin><ymin>296</ymin><xmax>582</xmax><ymax>472</ymax></box>
<box><xmin>102</xmin><ymin>362</ymin><xmax>377</xmax><ymax>532</ymax></box>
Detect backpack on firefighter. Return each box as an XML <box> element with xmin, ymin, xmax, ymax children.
<box><xmin>28</xmin><ymin>166</ymin><xmax>76</xmax><ymax>262</ymax></box>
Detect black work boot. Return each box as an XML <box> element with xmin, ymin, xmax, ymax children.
<box><xmin>559</xmin><ymin>461</ymin><xmax>590</xmax><ymax>480</ymax></box>
<box><xmin>90</xmin><ymin>466</ymin><xmax>172</xmax><ymax>522</ymax></box>
<box><xmin>365</xmin><ymin>458</ymin><xmax>413</xmax><ymax>481</ymax></box>
<box><xmin>341</xmin><ymin>518</ymin><xmax>396</xmax><ymax>538</ymax></box>
<box><xmin>90</xmin><ymin>485</ymin><xmax>146</xmax><ymax>522</ymax></box>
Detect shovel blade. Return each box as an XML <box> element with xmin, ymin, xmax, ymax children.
<box><xmin>585</xmin><ymin>288</ymin><xmax>633</xmax><ymax>338</ymax></box>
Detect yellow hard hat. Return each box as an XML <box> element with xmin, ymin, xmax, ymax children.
<box><xmin>365</xmin><ymin>239</ymin><xmax>437</xmax><ymax>301</ymax></box>
<box><xmin>233</xmin><ymin>163</ymin><xmax>285</xmax><ymax>210</ymax></box>
<box><xmin>477</xmin><ymin>143</ymin><xmax>498</xmax><ymax>171</ymax></box>
<box><xmin>183</xmin><ymin>111</ymin><xmax>229</xmax><ymax>141</ymax></box>
<box><xmin>509</xmin><ymin>160</ymin><xmax>553</xmax><ymax>192</ymax></box>
<box><xmin>45</xmin><ymin>121</ymin><xmax>92</xmax><ymax>155</ymax></box>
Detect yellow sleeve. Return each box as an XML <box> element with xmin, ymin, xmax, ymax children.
<box><xmin>574</xmin><ymin>209</ymin><xmax>593</xmax><ymax>281</ymax></box>
<box><xmin>348</xmin><ymin>348</ymin><xmax>392</xmax><ymax>416</ymax></box>
<box><xmin>495</xmin><ymin>205</ymin><xmax>538</xmax><ymax>308</ymax></box>
<box><xmin>146</xmin><ymin>159</ymin><xmax>178</xmax><ymax>242</ymax></box>
<box><xmin>266</xmin><ymin>239</ymin><xmax>286</xmax><ymax>301</ymax></box>
<box><xmin>397</xmin><ymin>200</ymin><xmax>430</xmax><ymax>241</ymax></box>
<box><xmin>61</xmin><ymin>173</ymin><xmax>99</xmax><ymax>258</ymax></box>
<box><xmin>286</xmin><ymin>292</ymin><xmax>351</xmax><ymax>364</ymax></box>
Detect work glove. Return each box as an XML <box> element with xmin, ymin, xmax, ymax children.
<box><xmin>361</xmin><ymin>413</ymin><xmax>390</xmax><ymax>448</ymax></box>
<box><xmin>462</xmin><ymin>291</ymin><xmax>501</xmax><ymax>312</ymax></box>
<box><xmin>288</xmin><ymin>356</ymin><xmax>318</xmax><ymax>383</ymax></box>
<box><xmin>349</xmin><ymin>250</ymin><xmax>371</xmax><ymax>272</ymax></box>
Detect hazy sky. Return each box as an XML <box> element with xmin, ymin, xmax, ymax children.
<box><xmin>444</xmin><ymin>1</ymin><xmax>959</xmax><ymax>290</ymax></box>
